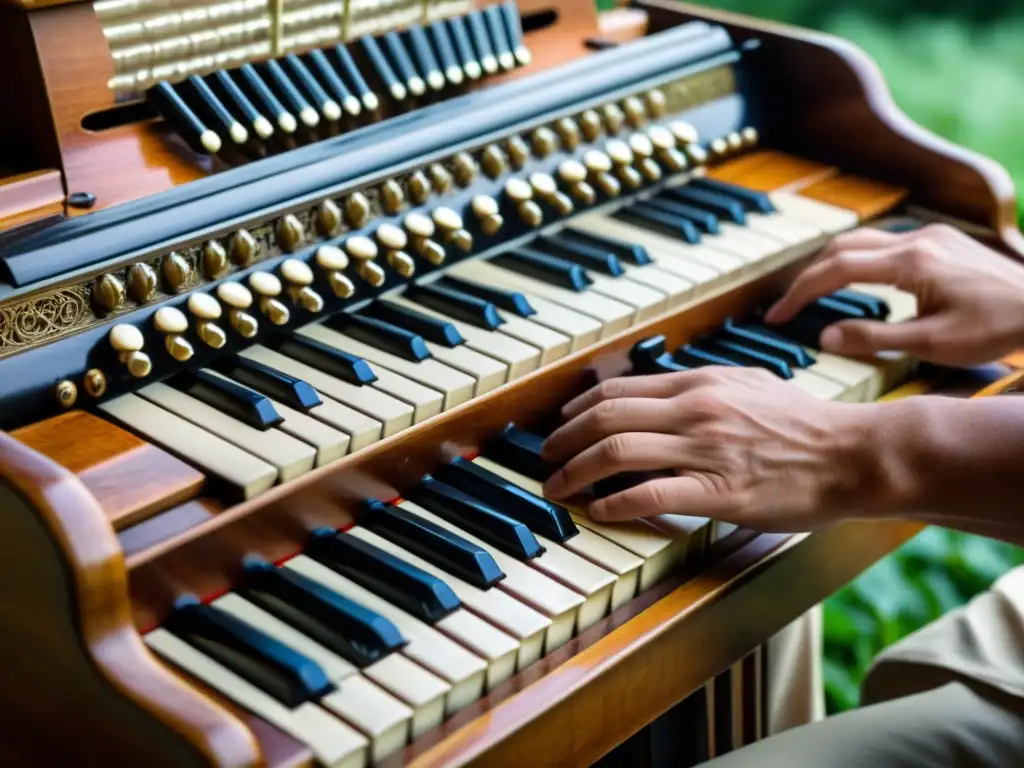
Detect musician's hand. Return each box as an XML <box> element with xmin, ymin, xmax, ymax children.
<box><xmin>540</xmin><ymin>369</ymin><xmax>894</xmax><ymax>531</ymax></box>
<box><xmin>765</xmin><ymin>223</ymin><xmax>1024</xmax><ymax>366</ymax></box>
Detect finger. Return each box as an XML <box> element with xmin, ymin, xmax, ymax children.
<box><xmin>541</xmin><ymin>397</ymin><xmax>682</xmax><ymax>464</ymax></box>
<box><xmin>543</xmin><ymin>432</ymin><xmax>688</xmax><ymax>500</ymax></box>
<box><xmin>764</xmin><ymin>245</ymin><xmax>907</xmax><ymax>324</ymax></box>
<box><xmin>560</xmin><ymin>372</ymin><xmax>698</xmax><ymax>422</ymax></box>
<box><xmin>820</xmin><ymin>316</ymin><xmax>947</xmax><ymax>357</ymax></box>
<box><xmin>585</xmin><ymin>475</ymin><xmax>737</xmax><ymax>522</ymax></box>
<box><xmin>814</xmin><ymin>227</ymin><xmax>901</xmax><ymax>260</ymax></box>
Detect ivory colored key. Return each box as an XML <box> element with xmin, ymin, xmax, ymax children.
<box><xmin>744</xmin><ymin>208</ymin><xmax>825</xmax><ymax>244</ymax></box>
<box><xmin>146</xmin><ymin>629</ymin><xmax>369</xmax><ymax>768</ymax></box>
<box><xmin>285</xmin><ymin>555</ymin><xmax>488</xmax><ymax>715</ymax></box>
<box><xmin>487</xmin><ymin>310</ymin><xmax>571</xmax><ymax>366</ymax></box>
<box><xmin>205</xmin><ymin>370</ymin><xmax>349</xmax><ymax>466</ymax></box>
<box><xmin>620</xmin><ymin>264</ymin><xmax>695</xmax><ymax>308</ymax></box>
<box><xmin>433</xmin><ymin>606</ymin><xmax>520</xmax><ymax>691</ymax></box>
<box><xmin>360</xmin><ymin>653</ymin><xmax>450</xmax><ymax>738</ymax></box>
<box><xmin>421</xmin><ymin>341</ymin><xmax>508</xmax><ymax>396</ymax></box>
<box><xmin>383</xmin><ymin>296</ymin><xmax>541</xmax><ymax>379</ymax></box>
<box><xmin>768</xmin><ymin>191</ymin><xmax>860</xmax><ymax>234</ymax></box>
<box><xmin>699</xmin><ymin>222</ymin><xmax>783</xmax><ymax>265</ymax></box>
<box><xmin>787</xmin><ymin>369</ymin><xmax>849</xmax><ymax>401</ymax></box>
<box><xmin>99</xmin><ymin>393</ymin><xmax>276</xmax><ymax>499</ymax></box>
<box><xmin>547</xmin><ymin>524</ymin><xmax>642</xmax><ymax>611</ymax></box>
<box><xmin>397</xmin><ymin>500</ymin><xmax>585</xmax><ymax>653</ymax></box>
<box><xmin>242</xmin><ymin>346</ymin><xmax>413</xmax><ymax>437</ymax></box>
<box><xmin>298</xmin><ymin>323</ymin><xmax>474</xmax><ymax>411</ymax></box>
<box><xmin>584</xmin><ymin>271</ymin><xmax>669</xmax><ymax>323</ymax></box>
<box><xmin>527</xmin><ymin>529</ymin><xmax>617</xmax><ymax>632</ymax></box>
<box><xmin>845</xmin><ymin>282</ymin><xmax>920</xmax><ymax>387</ymax></box>
<box><xmin>448</xmin><ymin>259</ymin><xmax>632</xmax><ymax>339</ymax></box>
<box><xmin>474</xmin><ymin>457</ymin><xmax>685</xmax><ymax>591</ymax></box>
<box><xmin>137</xmin><ymin>382</ymin><xmax>316</xmax><ymax>483</ymax></box>
<box><xmin>213</xmin><ymin>593</ymin><xmax>413</xmax><ymax>762</ymax></box>
<box><xmin>348</xmin><ymin>526</ymin><xmax>549</xmax><ymax>670</ymax></box>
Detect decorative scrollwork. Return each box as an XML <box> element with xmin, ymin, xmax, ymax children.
<box><xmin>0</xmin><ymin>285</ymin><xmax>93</xmax><ymax>358</ymax></box>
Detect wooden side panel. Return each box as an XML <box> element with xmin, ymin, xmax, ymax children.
<box><xmin>0</xmin><ymin>432</ymin><xmax>259</xmax><ymax>766</ymax></box>
<box><xmin>0</xmin><ymin>169</ymin><xmax>64</xmax><ymax>229</ymax></box>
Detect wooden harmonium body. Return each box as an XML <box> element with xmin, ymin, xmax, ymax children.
<box><xmin>1</xmin><ymin>3</ymin><xmax>1023</xmax><ymax>767</ymax></box>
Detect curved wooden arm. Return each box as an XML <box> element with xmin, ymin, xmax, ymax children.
<box><xmin>638</xmin><ymin>0</ymin><xmax>1024</xmax><ymax>259</ymax></box>
<box><xmin>0</xmin><ymin>430</ymin><xmax>260</xmax><ymax>766</ymax></box>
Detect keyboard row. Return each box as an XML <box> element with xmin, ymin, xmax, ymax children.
<box><xmin>148</xmin><ymin>2</ymin><xmax>530</xmax><ymax>156</ymax></box>
<box><xmin>144</xmin><ymin>427</ymin><xmax>712</xmax><ymax>767</ymax></box>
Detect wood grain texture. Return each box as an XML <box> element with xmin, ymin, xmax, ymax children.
<box><xmin>798</xmin><ymin>174</ymin><xmax>909</xmax><ymax>220</ymax></box>
<box><xmin>0</xmin><ymin>432</ymin><xmax>260</xmax><ymax>766</ymax></box>
<box><xmin>706</xmin><ymin>150</ymin><xmax>837</xmax><ymax>191</ymax></box>
<box><xmin>11</xmin><ymin>410</ymin><xmax>206</xmax><ymax>530</ymax></box>
<box><xmin>639</xmin><ymin>0</ymin><xmax>1024</xmax><ymax>259</ymax></box>
<box><xmin>0</xmin><ymin>169</ymin><xmax>64</xmax><ymax>229</ymax></box>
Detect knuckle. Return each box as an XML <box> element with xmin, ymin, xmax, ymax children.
<box><xmin>592</xmin><ymin>398</ymin><xmax>624</xmax><ymax>427</ymax></box>
<box><xmin>602</xmin><ymin>434</ymin><xmax>633</xmax><ymax>463</ymax></box>
<box><xmin>921</xmin><ymin>222</ymin><xmax>957</xmax><ymax>241</ymax></box>
<box><xmin>596</xmin><ymin>378</ymin><xmax>627</xmax><ymax>401</ymax></box>
<box><xmin>642</xmin><ymin>482</ymin><xmax>675</xmax><ymax>513</ymax></box>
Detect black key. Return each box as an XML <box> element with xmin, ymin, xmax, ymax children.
<box><xmin>533</xmin><ymin>235</ymin><xmax>624</xmax><ymax>276</ymax></box>
<box><xmin>362</xmin><ymin>500</ymin><xmax>505</xmax><ymax>589</ymax></box>
<box><xmin>482</xmin><ymin>423</ymin><xmax>555</xmax><ymax>483</ymax></box>
<box><xmin>614</xmin><ymin>205</ymin><xmax>701</xmax><ymax>244</ymax></box>
<box><xmin>673</xmin><ymin>344</ymin><xmax>743</xmax><ymax>369</ymax></box>
<box><xmin>325</xmin><ymin>313</ymin><xmax>430</xmax><ymax>362</ymax></box>
<box><xmin>383</xmin><ymin>30</ymin><xmax>424</xmax><ymax>96</ymax></box>
<box><xmin>169</xmin><ymin>370</ymin><xmax>284</xmax><ymax>429</ymax></box>
<box><xmin>428</xmin><ymin>19</ymin><xmax>461</xmax><ymax>85</ymax></box>
<box><xmin>500</xmin><ymin>0</ymin><xmax>531</xmax><ymax>65</ymax></box>
<box><xmin>332</xmin><ymin>44</ymin><xmax>378</xmax><ymax>112</ymax></box>
<box><xmin>283</xmin><ymin>53</ymin><xmax>339</xmax><ymax>122</ymax></box>
<box><xmin>466</xmin><ymin>10</ymin><xmax>498</xmax><ymax>73</ymax></box>
<box><xmin>663</xmin><ymin>185</ymin><xmax>746</xmax><ymax>224</ymax></box>
<box><xmin>630</xmin><ymin>335</ymin><xmax>690</xmax><ymax>375</ymax></box>
<box><xmin>774</xmin><ymin>296</ymin><xmax>868</xmax><ymax>348</ymax></box>
<box><xmin>448</xmin><ymin>15</ymin><xmax>481</xmax><ymax>79</ymax></box>
<box><xmin>307</xmin><ymin>49</ymin><xmax>360</xmax><ymax>117</ymax></box>
<box><xmin>698</xmin><ymin>337</ymin><xmax>793</xmax><ymax>379</ymax></box>
<box><xmin>434</xmin><ymin>456</ymin><xmax>578</xmax><ymax>542</ymax></box>
<box><xmin>593</xmin><ymin>470</ymin><xmax>673</xmax><ymax>499</ymax></box>
<box><xmin>831</xmin><ymin>289</ymin><xmax>890</xmax><ymax>320</ymax></box>
<box><xmin>407</xmin><ymin>25</ymin><xmax>444</xmax><ymax>91</ymax></box>
<box><xmin>405</xmin><ymin>283</ymin><xmax>504</xmax><ymax>330</ymax></box>
<box><xmin>239</xmin><ymin>558</ymin><xmax>407</xmax><ymax>668</ymax></box>
<box><xmin>561</xmin><ymin>227</ymin><xmax>652</xmax><ymax>266</ymax></box>
<box><xmin>306</xmin><ymin>529</ymin><xmax>461</xmax><ymax>624</ymax></box>
<box><xmin>690</xmin><ymin>178</ymin><xmax>775</xmax><ymax>214</ymax></box>
<box><xmin>364</xmin><ymin>300</ymin><xmax>465</xmax><ymax>347</ymax></box>
<box><xmin>184</xmin><ymin>74</ymin><xmax>248</xmax><ymax>145</ymax></box>
<box><xmin>493</xmin><ymin>248</ymin><xmax>592</xmax><ymax>292</ymax></box>
<box><xmin>261</xmin><ymin>59</ymin><xmax>318</xmax><ymax>128</ymax></box>
<box><xmin>719</xmin><ymin>319</ymin><xmax>815</xmax><ymax>368</ymax></box>
<box><xmin>436</xmin><ymin>275</ymin><xmax>535</xmax><ymax>318</ymax></box>
<box><xmin>361</xmin><ymin>35</ymin><xmax>405</xmax><ymax>102</ymax></box>
<box><xmin>165</xmin><ymin>596</ymin><xmax>334</xmax><ymax>707</ymax></box>
<box><xmin>212</xmin><ymin>355</ymin><xmax>322</xmax><ymax>411</ymax></box>
<box><xmin>484</xmin><ymin>4</ymin><xmax>514</xmax><ymax>70</ymax></box>
<box><xmin>270</xmin><ymin>336</ymin><xmax>376</xmax><ymax>385</ymax></box>
<box><xmin>406</xmin><ymin>476</ymin><xmax>544</xmax><ymax>560</ymax></box>
<box><xmin>236</xmin><ymin>63</ymin><xmax>296</xmax><ymax>135</ymax></box>
<box><xmin>208</xmin><ymin>70</ymin><xmax>270</xmax><ymax>142</ymax></box>
<box><xmin>644</xmin><ymin>196</ymin><xmax>719</xmax><ymax>234</ymax></box>
<box><xmin>147</xmin><ymin>81</ymin><xmax>219</xmax><ymax>155</ymax></box>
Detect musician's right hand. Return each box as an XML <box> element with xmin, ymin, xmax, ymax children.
<box><xmin>765</xmin><ymin>223</ymin><xmax>1024</xmax><ymax>366</ymax></box>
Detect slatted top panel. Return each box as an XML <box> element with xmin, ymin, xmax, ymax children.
<box><xmin>95</xmin><ymin>0</ymin><xmax>474</xmax><ymax>96</ymax></box>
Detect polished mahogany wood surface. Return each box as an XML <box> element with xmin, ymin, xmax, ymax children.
<box><xmin>11</xmin><ymin>411</ymin><xmax>206</xmax><ymax>530</ymax></box>
<box><xmin>0</xmin><ymin>169</ymin><xmax>64</xmax><ymax>229</ymax></box>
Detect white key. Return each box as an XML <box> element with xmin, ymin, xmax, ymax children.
<box><xmin>745</xmin><ymin>210</ymin><xmax>824</xmax><ymax>244</ymax></box>
<box><xmin>242</xmin><ymin>345</ymin><xmax>413</xmax><ymax>437</ymax></box>
<box><xmin>434</xmin><ymin>608</ymin><xmax>519</xmax><ymax>690</ymax></box>
<box><xmin>849</xmin><ymin>283</ymin><xmax>918</xmax><ymax>323</ymax></box>
<box><xmin>490</xmin><ymin>311</ymin><xmax>572</xmax><ymax>366</ymax></box>
<box><xmin>449</xmin><ymin>259</ymin><xmax>633</xmax><ymax>338</ymax></box>
<box><xmin>397</xmin><ymin>500</ymin><xmax>585</xmax><ymax>653</ymax></box>
<box><xmin>213</xmin><ymin>594</ymin><xmax>412</xmax><ymax>762</ymax></box>
<box><xmin>297</xmin><ymin>324</ymin><xmax>461</xmax><ymax>415</ymax></box>
<box><xmin>349</xmin><ymin>526</ymin><xmax>549</xmax><ymax>671</ymax></box>
<box><xmin>806</xmin><ymin>351</ymin><xmax>884</xmax><ymax>403</ymax></box>
<box><xmin>621</xmin><ymin>264</ymin><xmax>695</xmax><ymax>308</ymax></box>
<box><xmin>98</xmin><ymin>393</ymin><xmax>276</xmax><ymax>498</ymax></box>
<box><xmin>423</xmin><ymin>341</ymin><xmax>508</xmax><ymax>396</ymax></box>
<box><xmin>701</xmin><ymin>222</ymin><xmax>781</xmax><ymax>265</ymax></box>
<box><xmin>474</xmin><ymin>458</ymin><xmax>684</xmax><ymax>591</ymax></box>
<box><xmin>585</xmin><ymin>271</ymin><xmax>668</xmax><ymax>322</ymax></box>
<box><xmin>146</xmin><ymin>629</ymin><xmax>369</xmax><ymax>768</ymax></box>
<box><xmin>285</xmin><ymin>555</ymin><xmax>488</xmax><ymax>715</ymax></box>
<box><xmin>769</xmin><ymin>191</ymin><xmax>860</xmax><ymax>234</ymax></box>
<box><xmin>383</xmin><ymin>296</ymin><xmax>541</xmax><ymax>379</ymax></box>
<box><xmin>558</xmin><ymin>526</ymin><xmax>643</xmax><ymax>611</ymax></box>
<box><xmin>530</xmin><ymin>530</ymin><xmax>617</xmax><ymax>633</ymax></box>
<box><xmin>136</xmin><ymin>382</ymin><xmax>316</xmax><ymax>483</ymax></box>
<box><xmin>361</xmin><ymin>653</ymin><xmax>450</xmax><ymax>738</ymax></box>
<box><xmin>789</xmin><ymin>368</ymin><xmax>849</xmax><ymax>401</ymax></box>
<box><xmin>205</xmin><ymin>370</ymin><xmax>350</xmax><ymax>466</ymax></box>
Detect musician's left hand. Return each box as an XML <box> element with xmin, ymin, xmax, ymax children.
<box><xmin>540</xmin><ymin>368</ymin><xmax>893</xmax><ymax>532</ymax></box>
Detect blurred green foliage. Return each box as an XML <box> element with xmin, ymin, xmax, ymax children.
<box><xmin>685</xmin><ymin>0</ymin><xmax>1024</xmax><ymax>711</ymax></box>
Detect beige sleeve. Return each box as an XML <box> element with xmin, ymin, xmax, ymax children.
<box><xmin>765</xmin><ymin>605</ymin><xmax>826</xmax><ymax>735</ymax></box>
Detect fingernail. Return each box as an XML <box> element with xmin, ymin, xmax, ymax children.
<box><xmin>820</xmin><ymin>326</ymin><xmax>844</xmax><ymax>351</ymax></box>
<box><xmin>543</xmin><ymin>469</ymin><xmax>565</xmax><ymax>499</ymax></box>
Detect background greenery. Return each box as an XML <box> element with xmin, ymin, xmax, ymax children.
<box><xmin>684</xmin><ymin>0</ymin><xmax>1024</xmax><ymax>712</ymax></box>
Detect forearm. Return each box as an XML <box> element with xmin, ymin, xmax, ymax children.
<box><xmin>857</xmin><ymin>395</ymin><xmax>1024</xmax><ymax>540</ymax></box>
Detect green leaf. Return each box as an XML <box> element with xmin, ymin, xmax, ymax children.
<box><xmin>823</xmin><ymin>656</ymin><xmax>861</xmax><ymax>713</ymax></box>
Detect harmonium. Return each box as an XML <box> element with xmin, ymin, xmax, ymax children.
<box><xmin>1</xmin><ymin>0</ymin><xmax>1023</xmax><ymax>764</ymax></box>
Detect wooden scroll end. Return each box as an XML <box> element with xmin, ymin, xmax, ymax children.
<box><xmin>0</xmin><ymin>431</ymin><xmax>260</xmax><ymax>766</ymax></box>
